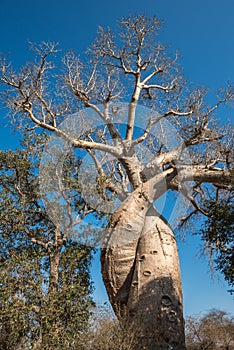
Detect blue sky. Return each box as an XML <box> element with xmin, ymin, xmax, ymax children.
<box><xmin>1</xmin><ymin>0</ymin><xmax>234</xmax><ymax>316</ymax></box>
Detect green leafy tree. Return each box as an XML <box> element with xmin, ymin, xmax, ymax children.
<box><xmin>198</xmin><ymin>189</ymin><xmax>234</xmax><ymax>293</ymax></box>
<box><xmin>0</xmin><ymin>140</ymin><xmax>94</xmax><ymax>349</ymax></box>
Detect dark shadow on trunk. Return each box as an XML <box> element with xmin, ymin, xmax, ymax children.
<box><xmin>127</xmin><ymin>276</ymin><xmax>185</xmax><ymax>350</ymax></box>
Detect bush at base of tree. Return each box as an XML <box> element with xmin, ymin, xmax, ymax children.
<box><xmin>78</xmin><ymin>306</ymin><xmax>234</xmax><ymax>350</ymax></box>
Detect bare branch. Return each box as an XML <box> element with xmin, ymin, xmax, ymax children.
<box><xmin>180</xmin><ymin>186</ymin><xmax>209</xmax><ymax>216</ymax></box>
<box><xmin>88</xmin><ymin>150</ymin><xmax>127</xmax><ymax>201</ymax></box>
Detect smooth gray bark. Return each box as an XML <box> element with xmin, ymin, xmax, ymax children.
<box><xmin>101</xmin><ymin>194</ymin><xmax>186</xmax><ymax>349</ymax></box>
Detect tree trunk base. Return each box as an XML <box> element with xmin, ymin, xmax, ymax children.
<box><xmin>101</xmin><ymin>206</ymin><xmax>186</xmax><ymax>350</ymax></box>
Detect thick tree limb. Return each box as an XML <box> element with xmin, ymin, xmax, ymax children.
<box><xmin>180</xmin><ymin>166</ymin><xmax>233</xmax><ymax>186</ymax></box>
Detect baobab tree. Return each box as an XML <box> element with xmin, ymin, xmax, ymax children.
<box><xmin>0</xmin><ymin>15</ymin><xmax>233</xmax><ymax>349</ymax></box>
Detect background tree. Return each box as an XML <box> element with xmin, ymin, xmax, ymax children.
<box><xmin>0</xmin><ymin>15</ymin><xmax>234</xmax><ymax>349</ymax></box>
<box><xmin>197</xmin><ymin>189</ymin><xmax>234</xmax><ymax>294</ymax></box>
<box><xmin>0</xmin><ymin>138</ymin><xmax>94</xmax><ymax>349</ymax></box>
<box><xmin>185</xmin><ymin>309</ymin><xmax>234</xmax><ymax>350</ymax></box>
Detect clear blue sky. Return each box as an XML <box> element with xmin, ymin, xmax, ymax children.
<box><xmin>1</xmin><ymin>0</ymin><xmax>233</xmax><ymax>316</ymax></box>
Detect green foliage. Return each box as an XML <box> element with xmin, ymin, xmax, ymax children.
<box><xmin>199</xmin><ymin>192</ymin><xmax>234</xmax><ymax>293</ymax></box>
<box><xmin>0</xmin><ymin>144</ymin><xmax>94</xmax><ymax>349</ymax></box>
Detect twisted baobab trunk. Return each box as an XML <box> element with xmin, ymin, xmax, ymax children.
<box><xmin>101</xmin><ymin>185</ymin><xmax>186</xmax><ymax>349</ymax></box>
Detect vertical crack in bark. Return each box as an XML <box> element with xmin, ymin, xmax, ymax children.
<box><xmin>127</xmin><ymin>236</ymin><xmax>141</xmax><ymax>301</ymax></box>
<box><xmin>156</xmin><ymin>223</ymin><xmax>167</xmax><ymax>257</ymax></box>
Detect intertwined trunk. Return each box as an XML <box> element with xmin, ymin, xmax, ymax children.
<box><xmin>101</xmin><ymin>187</ymin><xmax>186</xmax><ymax>349</ymax></box>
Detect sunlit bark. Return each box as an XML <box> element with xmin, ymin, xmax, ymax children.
<box><xmin>101</xmin><ymin>187</ymin><xmax>186</xmax><ymax>349</ymax></box>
